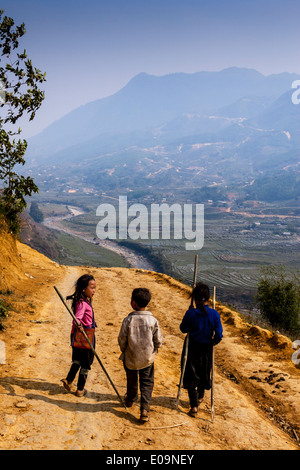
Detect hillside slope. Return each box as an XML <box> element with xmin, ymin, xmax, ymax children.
<box><xmin>0</xmin><ymin>223</ymin><xmax>25</xmax><ymax>292</ymax></box>
<box><xmin>0</xmin><ymin>237</ymin><xmax>299</xmax><ymax>450</ymax></box>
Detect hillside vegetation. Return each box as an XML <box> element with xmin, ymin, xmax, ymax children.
<box><xmin>0</xmin><ymin>228</ymin><xmax>300</xmax><ymax>450</ymax></box>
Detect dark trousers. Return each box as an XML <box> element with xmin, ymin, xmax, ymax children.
<box><xmin>66</xmin><ymin>362</ymin><xmax>88</xmax><ymax>390</ymax></box>
<box><xmin>124</xmin><ymin>363</ymin><xmax>154</xmax><ymax>412</ymax></box>
<box><xmin>183</xmin><ymin>341</ymin><xmax>213</xmax><ymax>408</ymax></box>
<box><xmin>188</xmin><ymin>385</ymin><xmax>205</xmax><ymax>408</ymax></box>
<box><xmin>66</xmin><ymin>346</ymin><xmax>94</xmax><ymax>390</ymax></box>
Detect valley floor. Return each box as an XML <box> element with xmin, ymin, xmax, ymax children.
<box><xmin>0</xmin><ymin>241</ymin><xmax>299</xmax><ymax>450</ymax></box>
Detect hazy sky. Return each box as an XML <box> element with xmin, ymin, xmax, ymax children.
<box><xmin>1</xmin><ymin>0</ymin><xmax>299</xmax><ymax>138</ymax></box>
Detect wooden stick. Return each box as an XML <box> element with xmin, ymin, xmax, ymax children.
<box><xmin>54</xmin><ymin>286</ymin><xmax>127</xmax><ymax>412</ymax></box>
<box><xmin>189</xmin><ymin>254</ymin><xmax>199</xmax><ymax>309</ymax></box>
<box><xmin>128</xmin><ymin>422</ymin><xmax>187</xmax><ymax>430</ymax></box>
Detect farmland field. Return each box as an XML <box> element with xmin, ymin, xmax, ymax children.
<box><xmin>28</xmin><ymin>196</ymin><xmax>300</xmax><ymax>314</ymax></box>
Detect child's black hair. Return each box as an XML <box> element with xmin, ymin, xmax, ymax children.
<box><xmin>67</xmin><ymin>274</ymin><xmax>95</xmax><ymax>312</ymax></box>
<box><xmin>192</xmin><ymin>282</ymin><xmax>210</xmax><ymax>314</ymax></box>
<box><xmin>131</xmin><ymin>287</ymin><xmax>151</xmax><ymax>308</ymax></box>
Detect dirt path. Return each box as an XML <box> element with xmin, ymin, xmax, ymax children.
<box><xmin>0</xmin><ymin>241</ymin><xmax>300</xmax><ymax>450</ymax></box>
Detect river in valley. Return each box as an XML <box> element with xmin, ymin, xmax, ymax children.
<box><xmin>42</xmin><ymin>205</ymin><xmax>158</xmax><ymax>272</ymax></box>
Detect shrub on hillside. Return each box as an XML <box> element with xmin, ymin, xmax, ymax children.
<box><xmin>256</xmin><ymin>266</ymin><xmax>300</xmax><ymax>335</ymax></box>
<box><xmin>0</xmin><ymin>297</ymin><xmax>10</xmax><ymax>330</ymax></box>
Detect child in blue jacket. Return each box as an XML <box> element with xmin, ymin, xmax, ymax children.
<box><xmin>180</xmin><ymin>282</ymin><xmax>223</xmax><ymax>417</ymax></box>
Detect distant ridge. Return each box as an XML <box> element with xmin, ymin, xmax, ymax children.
<box><xmin>26</xmin><ymin>67</ymin><xmax>300</xmax><ymax>162</ymax></box>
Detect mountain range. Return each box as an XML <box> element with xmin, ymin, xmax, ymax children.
<box><xmin>26</xmin><ymin>67</ymin><xmax>300</xmax><ymax>200</ymax></box>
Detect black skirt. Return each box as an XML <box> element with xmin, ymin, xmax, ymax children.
<box><xmin>182</xmin><ymin>338</ymin><xmax>213</xmax><ymax>391</ymax></box>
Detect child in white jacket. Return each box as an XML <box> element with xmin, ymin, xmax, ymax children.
<box><xmin>118</xmin><ymin>288</ymin><xmax>163</xmax><ymax>422</ymax></box>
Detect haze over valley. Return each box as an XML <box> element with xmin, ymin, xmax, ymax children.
<box><xmin>18</xmin><ymin>67</ymin><xmax>299</xmax><ymax>313</ymax></box>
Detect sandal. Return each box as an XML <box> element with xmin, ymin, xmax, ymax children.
<box><xmin>188</xmin><ymin>407</ymin><xmax>198</xmax><ymax>417</ymax></box>
<box><xmin>139</xmin><ymin>409</ymin><xmax>149</xmax><ymax>423</ymax></box>
<box><xmin>61</xmin><ymin>379</ymin><xmax>72</xmax><ymax>392</ymax></box>
<box><xmin>124</xmin><ymin>393</ymin><xmax>138</xmax><ymax>408</ymax></box>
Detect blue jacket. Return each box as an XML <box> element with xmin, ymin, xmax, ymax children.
<box><xmin>180</xmin><ymin>305</ymin><xmax>223</xmax><ymax>345</ymax></box>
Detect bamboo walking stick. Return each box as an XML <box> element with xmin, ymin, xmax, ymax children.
<box><xmin>211</xmin><ymin>286</ymin><xmax>216</xmax><ymax>421</ymax></box>
<box><xmin>176</xmin><ymin>254</ymin><xmax>198</xmax><ymax>408</ymax></box>
<box><xmin>54</xmin><ymin>286</ymin><xmax>127</xmax><ymax>412</ymax></box>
